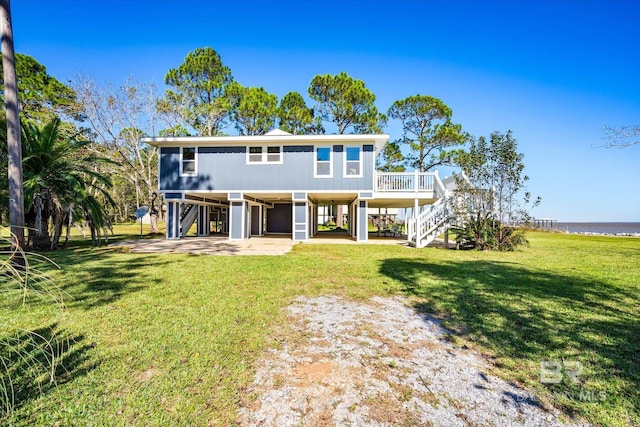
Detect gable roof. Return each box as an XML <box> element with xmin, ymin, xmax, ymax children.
<box><xmin>264</xmin><ymin>128</ymin><xmax>292</xmax><ymax>136</ymax></box>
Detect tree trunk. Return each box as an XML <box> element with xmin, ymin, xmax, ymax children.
<box><xmin>30</xmin><ymin>213</ymin><xmax>52</xmax><ymax>250</ymax></box>
<box><xmin>336</xmin><ymin>205</ymin><xmax>344</xmax><ymax>228</ymax></box>
<box><xmin>50</xmin><ymin>210</ymin><xmax>66</xmax><ymax>250</ymax></box>
<box><xmin>149</xmin><ymin>191</ymin><xmax>159</xmax><ymax>233</ymax></box>
<box><xmin>0</xmin><ymin>0</ymin><xmax>25</xmax><ymax>252</ymax></box>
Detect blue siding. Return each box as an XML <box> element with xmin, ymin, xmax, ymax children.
<box><xmin>159</xmin><ymin>144</ymin><xmax>375</xmax><ymax>192</ymax></box>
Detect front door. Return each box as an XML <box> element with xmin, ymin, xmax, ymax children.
<box><xmin>250</xmin><ymin>205</ymin><xmax>261</xmax><ymax>236</ymax></box>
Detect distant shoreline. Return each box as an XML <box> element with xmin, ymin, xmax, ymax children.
<box><xmin>531</xmin><ymin>222</ymin><xmax>640</xmax><ymax>237</ymax></box>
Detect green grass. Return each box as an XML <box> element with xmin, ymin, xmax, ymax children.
<box><xmin>1</xmin><ymin>229</ymin><xmax>638</xmax><ymax>426</ymax></box>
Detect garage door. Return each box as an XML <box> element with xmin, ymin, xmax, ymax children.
<box><xmin>266</xmin><ymin>203</ymin><xmax>292</xmax><ymax>233</ymax></box>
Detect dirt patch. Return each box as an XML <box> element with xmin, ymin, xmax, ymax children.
<box><xmin>238</xmin><ymin>296</ymin><xmax>579</xmax><ymax>426</ymax></box>
<box><xmin>135</xmin><ymin>366</ymin><xmax>161</xmax><ymax>382</ymax></box>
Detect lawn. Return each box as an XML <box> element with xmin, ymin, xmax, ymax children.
<box><xmin>1</xmin><ymin>229</ymin><xmax>638</xmax><ymax>426</ymax></box>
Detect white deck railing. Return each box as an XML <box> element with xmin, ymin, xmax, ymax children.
<box><xmin>375</xmin><ymin>171</ymin><xmax>439</xmax><ymax>192</ymax></box>
<box><xmin>407</xmin><ymin>197</ymin><xmax>451</xmax><ymax>247</ymax></box>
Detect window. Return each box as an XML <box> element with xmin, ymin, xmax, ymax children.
<box><xmin>248</xmin><ymin>146</ymin><xmax>262</xmax><ymax>163</ymax></box>
<box><xmin>267</xmin><ymin>146</ymin><xmax>281</xmax><ymax>162</ymax></box>
<box><xmin>247</xmin><ymin>146</ymin><xmax>282</xmax><ymax>164</ymax></box>
<box><xmin>315</xmin><ymin>147</ymin><xmax>332</xmax><ymax>177</ymax></box>
<box><xmin>344</xmin><ymin>146</ymin><xmax>361</xmax><ymax>177</ymax></box>
<box><xmin>181</xmin><ymin>147</ymin><xmax>196</xmax><ymax>176</ymax></box>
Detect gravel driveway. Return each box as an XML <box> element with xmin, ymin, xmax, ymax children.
<box><xmin>239</xmin><ymin>296</ymin><xmax>582</xmax><ymax>426</ymax></box>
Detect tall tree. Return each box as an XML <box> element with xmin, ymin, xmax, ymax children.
<box><xmin>159</xmin><ymin>46</ymin><xmax>233</xmax><ymax>136</ymax></box>
<box><xmin>452</xmin><ymin>130</ymin><xmax>540</xmax><ymax>251</ymax></box>
<box><xmin>0</xmin><ymin>54</ymin><xmax>80</xmax><ymax>226</ymax></box>
<box><xmin>278</xmin><ymin>91</ymin><xmax>323</xmax><ymax>134</ymax></box>
<box><xmin>376</xmin><ymin>141</ymin><xmax>405</xmax><ymax>172</ymax></box>
<box><xmin>75</xmin><ymin>76</ymin><xmax>163</xmax><ymax>230</ymax></box>
<box><xmin>308</xmin><ymin>72</ymin><xmax>386</xmax><ymax>134</ymax></box>
<box><xmin>0</xmin><ymin>0</ymin><xmax>24</xmax><ymax>251</ymax></box>
<box><xmin>21</xmin><ymin>118</ymin><xmax>114</xmax><ymax>249</ymax></box>
<box><xmin>0</xmin><ymin>53</ymin><xmax>80</xmax><ymax>123</ymax></box>
<box><xmin>308</xmin><ymin>72</ymin><xmax>385</xmax><ymax>227</ymax></box>
<box><xmin>227</xmin><ymin>83</ymin><xmax>278</xmax><ymax>135</ymax></box>
<box><xmin>388</xmin><ymin>95</ymin><xmax>467</xmax><ymax>172</ymax></box>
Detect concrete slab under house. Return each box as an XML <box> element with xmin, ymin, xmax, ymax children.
<box><xmin>143</xmin><ymin>129</ymin><xmax>455</xmax><ymax>248</ymax></box>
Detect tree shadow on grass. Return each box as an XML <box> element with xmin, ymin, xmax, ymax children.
<box><xmin>1</xmin><ymin>322</ymin><xmax>97</xmax><ymax>421</ymax></box>
<box><xmin>379</xmin><ymin>258</ymin><xmax>639</xmax><ymax>421</ymax></box>
<box><xmin>46</xmin><ymin>248</ymin><xmax>171</xmax><ymax>310</ymax></box>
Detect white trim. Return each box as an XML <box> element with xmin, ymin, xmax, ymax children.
<box><xmin>162</xmin><ymin>189</ymin><xmax>368</xmax><ymax>194</ymax></box>
<box><xmin>157</xmin><ymin>146</ymin><xmax>162</xmax><ymax>191</ymax></box>
<box><xmin>179</xmin><ymin>146</ymin><xmax>198</xmax><ymax>177</ymax></box>
<box><xmin>144</xmin><ymin>133</ymin><xmax>388</xmax><ymax>147</ymax></box>
<box><xmin>245</xmin><ymin>202</ymin><xmax>250</xmax><ymax>239</ymax></box>
<box><xmin>228</xmin><ymin>192</ymin><xmax>244</xmax><ymax>201</ymax></box>
<box><xmin>314</xmin><ymin>146</ymin><xmax>333</xmax><ymax>178</ymax></box>
<box><xmin>291</xmin><ymin>203</ymin><xmax>295</xmax><ymax>240</ymax></box>
<box><xmin>246</xmin><ymin>145</ymin><xmax>283</xmax><ymax>165</ymax></box>
<box><xmin>343</xmin><ymin>145</ymin><xmax>363</xmax><ymax>178</ymax></box>
<box><xmin>228</xmin><ymin>202</ymin><xmax>235</xmax><ymax>239</ymax></box>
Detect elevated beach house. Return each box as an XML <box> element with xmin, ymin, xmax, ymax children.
<box><xmin>143</xmin><ymin>129</ymin><xmax>451</xmax><ymax>247</ymax></box>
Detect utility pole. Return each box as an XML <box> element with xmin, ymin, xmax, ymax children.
<box><xmin>1</xmin><ymin>0</ymin><xmax>25</xmax><ymax>251</ymax></box>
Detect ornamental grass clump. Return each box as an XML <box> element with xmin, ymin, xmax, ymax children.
<box><xmin>0</xmin><ymin>229</ymin><xmax>62</xmax><ymax>421</ymax></box>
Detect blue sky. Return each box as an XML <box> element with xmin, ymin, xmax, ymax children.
<box><xmin>11</xmin><ymin>0</ymin><xmax>640</xmax><ymax>221</ymax></box>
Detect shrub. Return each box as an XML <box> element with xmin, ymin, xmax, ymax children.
<box><xmin>452</xmin><ymin>215</ymin><xmax>528</xmax><ymax>251</ymax></box>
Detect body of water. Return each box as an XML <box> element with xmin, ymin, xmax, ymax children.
<box><xmin>551</xmin><ymin>222</ymin><xmax>640</xmax><ymax>235</ymax></box>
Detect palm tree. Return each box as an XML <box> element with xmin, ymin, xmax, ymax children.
<box><xmin>21</xmin><ymin>118</ymin><xmax>115</xmax><ymax>249</ymax></box>
<box><xmin>1</xmin><ymin>0</ymin><xmax>26</xmax><ymax>251</ymax></box>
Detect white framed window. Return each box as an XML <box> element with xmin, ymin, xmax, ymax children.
<box><xmin>344</xmin><ymin>146</ymin><xmax>362</xmax><ymax>177</ymax></box>
<box><xmin>266</xmin><ymin>146</ymin><xmax>281</xmax><ymax>162</ymax></box>
<box><xmin>247</xmin><ymin>146</ymin><xmax>282</xmax><ymax>164</ymax></box>
<box><xmin>180</xmin><ymin>147</ymin><xmax>197</xmax><ymax>176</ymax></box>
<box><xmin>248</xmin><ymin>146</ymin><xmax>263</xmax><ymax>163</ymax></box>
<box><xmin>315</xmin><ymin>146</ymin><xmax>332</xmax><ymax>178</ymax></box>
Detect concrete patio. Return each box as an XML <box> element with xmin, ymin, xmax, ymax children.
<box><xmin>110</xmin><ymin>233</ymin><xmax>410</xmax><ymax>256</ymax></box>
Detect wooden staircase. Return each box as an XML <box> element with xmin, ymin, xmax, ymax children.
<box><xmin>407</xmin><ymin>197</ymin><xmax>452</xmax><ymax>248</ymax></box>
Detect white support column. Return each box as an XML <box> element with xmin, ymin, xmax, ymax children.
<box><xmin>350</xmin><ymin>202</ymin><xmax>355</xmax><ymax>238</ymax></box>
<box><xmin>414</xmin><ymin>198</ymin><xmax>420</xmax><ymax>246</ymax></box>
<box><xmin>351</xmin><ymin>202</ymin><xmax>357</xmax><ymax>238</ymax></box>
<box><xmin>405</xmin><ymin>208</ymin><xmax>410</xmax><ymax>244</ymax></box>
